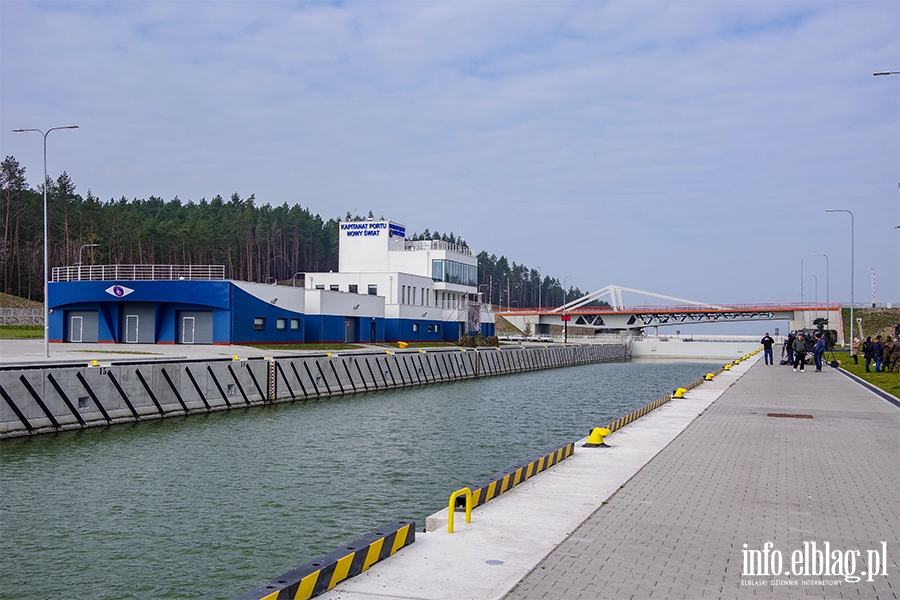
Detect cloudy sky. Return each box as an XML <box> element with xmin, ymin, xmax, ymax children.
<box><xmin>2</xmin><ymin>1</ymin><xmax>898</xmax><ymax>308</ymax></box>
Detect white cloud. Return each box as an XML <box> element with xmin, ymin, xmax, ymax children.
<box><xmin>1</xmin><ymin>0</ymin><xmax>897</xmax><ymax>303</ymax></box>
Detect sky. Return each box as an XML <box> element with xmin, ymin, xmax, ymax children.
<box><xmin>1</xmin><ymin>0</ymin><xmax>898</xmax><ymax>310</ymax></box>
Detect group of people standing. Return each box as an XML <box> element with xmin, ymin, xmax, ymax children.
<box><xmin>761</xmin><ymin>331</ymin><xmax>899</xmax><ymax>373</ymax></box>
<box><xmin>760</xmin><ymin>331</ymin><xmax>828</xmax><ymax>372</ymax></box>
<box><xmin>852</xmin><ymin>335</ymin><xmax>899</xmax><ymax>372</ymax></box>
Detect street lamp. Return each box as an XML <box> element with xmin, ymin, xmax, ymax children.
<box><xmin>537</xmin><ymin>266</ymin><xmax>542</xmax><ymax>312</ymax></box>
<box><xmin>812</xmin><ymin>252</ymin><xmax>829</xmax><ymax>322</ymax></box>
<box><xmin>826</xmin><ymin>209</ymin><xmax>854</xmax><ymax>347</ymax></box>
<box><xmin>77</xmin><ymin>243</ymin><xmax>99</xmax><ymax>266</ymax></box>
<box><xmin>562</xmin><ymin>275</ymin><xmax>573</xmax><ymax>344</ymax></box>
<box><xmin>804</xmin><ymin>274</ymin><xmax>818</xmax><ymax>321</ymax></box>
<box><xmin>12</xmin><ymin>125</ymin><xmax>79</xmax><ymax>358</ymax></box>
<box><xmin>77</xmin><ymin>243</ymin><xmax>99</xmax><ymax>281</ymax></box>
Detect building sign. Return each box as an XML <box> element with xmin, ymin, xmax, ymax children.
<box><xmin>340</xmin><ymin>221</ymin><xmax>406</xmax><ymax>239</ymax></box>
<box><xmin>105</xmin><ymin>284</ymin><xmax>134</xmax><ymax>298</ymax></box>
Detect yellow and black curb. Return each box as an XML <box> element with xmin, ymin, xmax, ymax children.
<box><xmin>453</xmin><ymin>442</ymin><xmax>575</xmax><ymax>511</ymax></box>
<box><xmin>234</xmin><ymin>520</ymin><xmax>415</xmax><ymax>600</ymax></box>
<box><xmin>601</xmin><ymin>367</ymin><xmax>725</xmax><ymax>435</ymax></box>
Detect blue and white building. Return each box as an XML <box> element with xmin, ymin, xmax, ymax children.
<box><xmin>47</xmin><ymin>219</ymin><xmax>493</xmax><ymax>345</ymax></box>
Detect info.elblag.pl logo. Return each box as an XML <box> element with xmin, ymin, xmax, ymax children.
<box><xmin>742</xmin><ymin>541</ymin><xmax>889</xmax><ymax>584</ymax></box>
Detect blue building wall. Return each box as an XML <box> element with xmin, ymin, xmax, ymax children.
<box><xmin>48</xmin><ymin>280</ymin><xmax>488</xmax><ymax>345</ymax></box>
<box><xmin>49</xmin><ymin>280</ymin><xmax>232</xmax><ymax>344</ymax></box>
<box><xmin>230</xmin><ymin>286</ymin><xmax>305</xmax><ymax>345</ymax></box>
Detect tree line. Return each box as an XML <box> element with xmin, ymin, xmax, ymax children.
<box><xmin>1</xmin><ymin>155</ymin><xmax>597</xmax><ymax>308</ymax></box>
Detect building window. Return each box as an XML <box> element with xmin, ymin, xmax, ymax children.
<box><xmin>349</xmin><ymin>284</ymin><xmax>358</xmax><ymax>294</ymax></box>
<box><xmin>315</xmin><ymin>285</ymin><xmax>325</xmax><ymax>290</ymax></box>
<box><xmin>413</xmin><ymin>323</ymin><xmax>420</xmax><ymax>333</ymax></box>
<box><xmin>435</xmin><ymin>323</ymin><xmax>441</xmax><ymax>333</ymax></box>
<box><xmin>432</xmin><ymin>259</ymin><xmax>477</xmax><ymax>286</ymax></box>
<box><xmin>330</xmin><ymin>284</ymin><xmax>339</xmax><ymax>291</ymax></box>
<box><xmin>276</xmin><ymin>318</ymin><xmax>286</xmax><ymax>330</ymax></box>
<box><xmin>427</xmin><ymin>324</ymin><xmax>433</xmax><ymax>333</ymax></box>
<box><xmin>254</xmin><ymin>317</ymin><xmax>265</xmax><ymax>330</ymax></box>
<box><xmin>368</xmin><ymin>284</ymin><xmax>377</xmax><ymax>295</ymax></box>
<box><xmin>290</xmin><ymin>319</ymin><xmax>300</xmax><ymax>330</ymax></box>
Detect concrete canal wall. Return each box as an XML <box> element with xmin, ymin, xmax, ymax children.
<box><xmin>0</xmin><ymin>343</ymin><xmax>628</xmax><ymax>438</ymax></box>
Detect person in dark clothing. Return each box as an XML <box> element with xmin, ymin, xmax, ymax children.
<box><xmin>813</xmin><ymin>333</ymin><xmax>826</xmax><ymax>372</ymax></box>
<box><xmin>873</xmin><ymin>335</ymin><xmax>884</xmax><ymax>372</ymax></box>
<box><xmin>760</xmin><ymin>333</ymin><xmax>775</xmax><ymax>366</ymax></box>
<box><xmin>785</xmin><ymin>332</ymin><xmax>795</xmax><ymax>365</ymax></box>
<box><xmin>792</xmin><ymin>334</ymin><xmax>808</xmax><ymax>372</ymax></box>
<box><xmin>863</xmin><ymin>336</ymin><xmax>873</xmax><ymax>372</ymax></box>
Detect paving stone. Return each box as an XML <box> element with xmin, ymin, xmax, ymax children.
<box><xmin>504</xmin><ymin>364</ymin><xmax>899</xmax><ymax>600</ymax></box>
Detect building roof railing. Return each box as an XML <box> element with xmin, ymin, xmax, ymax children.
<box><xmin>403</xmin><ymin>239</ymin><xmax>473</xmax><ymax>257</ymax></box>
<box><xmin>52</xmin><ymin>265</ymin><xmax>226</xmax><ymax>282</ymax></box>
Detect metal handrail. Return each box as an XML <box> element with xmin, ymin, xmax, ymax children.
<box><xmin>404</xmin><ymin>239</ymin><xmax>473</xmax><ymax>256</ymax></box>
<box><xmin>52</xmin><ymin>264</ymin><xmax>226</xmax><ymax>282</ymax></box>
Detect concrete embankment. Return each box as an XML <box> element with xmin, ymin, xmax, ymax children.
<box><xmin>236</xmin><ymin>352</ymin><xmax>753</xmax><ymax>600</ymax></box>
<box><xmin>0</xmin><ymin>343</ymin><xmax>627</xmax><ymax>438</ymax></box>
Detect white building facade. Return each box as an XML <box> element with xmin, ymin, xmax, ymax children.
<box><xmin>305</xmin><ymin>220</ymin><xmax>494</xmax><ymax>342</ymax></box>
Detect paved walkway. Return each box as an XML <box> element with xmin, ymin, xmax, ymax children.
<box><xmin>505</xmin><ymin>362</ymin><xmax>899</xmax><ymax>599</ymax></box>
<box><xmin>316</xmin><ymin>357</ymin><xmax>898</xmax><ymax>600</ymax></box>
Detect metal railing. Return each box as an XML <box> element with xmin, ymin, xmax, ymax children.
<box><xmin>52</xmin><ymin>265</ymin><xmax>226</xmax><ymax>282</ymax></box>
<box><xmin>499</xmin><ymin>302</ymin><xmax>846</xmax><ymax>314</ymax></box>
<box><xmin>403</xmin><ymin>239</ymin><xmax>473</xmax><ymax>256</ymax></box>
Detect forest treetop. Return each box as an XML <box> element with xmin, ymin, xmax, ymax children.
<box><xmin>1</xmin><ymin>155</ymin><xmax>596</xmax><ymax>306</ymax></box>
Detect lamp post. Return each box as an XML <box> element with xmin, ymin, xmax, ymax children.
<box><xmin>537</xmin><ymin>266</ymin><xmax>542</xmax><ymax>312</ymax></box>
<box><xmin>812</xmin><ymin>252</ymin><xmax>829</xmax><ymax>325</ymax></box>
<box><xmin>77</xmin><ymin>243</ymin><xmax>99</xmax><ymax>281</ymax></box>
<box><xmin>562</xmin><ymin>275</ymin><xmax>573</xmax><ymax>343</ymax></box>
<box><xmin>12</xmin><ymin>125</ymin><xmax>79</xmax><ymax>358</ymax></box>
<box><xmin>826</xmin><ymin>209</ymin><xmax>854</xmax><ymax>347</ymax></box>
<box><xmin>804</xmin><ymin>274</ymin><xmax>818</xmax><ymax>321</ymax></box>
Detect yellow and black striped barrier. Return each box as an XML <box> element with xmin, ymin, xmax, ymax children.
<box><xmin>234</xmin><ymin>520</ymin><xmax>415</xmax><ymax>600</ymax></box>
<box><xmin>601</xmin><ymin>367</ymin><xmax>725</xmax><ymax>435</ymax></box>
<box><xmin>452</xmin><ymin>442</ymin><xmax>575</xmax><ymax>512</ymax></box>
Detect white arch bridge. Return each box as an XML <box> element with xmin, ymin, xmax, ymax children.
<box><xmin>497</xmin><ymin>285</ymin><xmax>842</xmax><ymax>339</ymax></box>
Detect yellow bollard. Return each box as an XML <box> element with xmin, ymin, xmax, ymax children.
<box><xmin>673</xmin><ymin>388</ymin><xmax>687</xmax><ymax>398</ymax></box>
<box><xmin>705</xmin><ymin>373</ymin><xmax>715</xmax><ymax>380</ymax></box>
<box><xmin>583</xmin><ymin>427</ymin><xmax>612</xmax><ymax>448</ymax></box>
<box><xmin>232</xmin><ymin>355</ymin><xmax>240</xmax><ymax>361</ymax></box>
<box><xmin>397</xmin><ymin>341</ymin><xmax>408</xmax><ymax>349</ymax></box>
<box><xmin>447</xmin><ymin>488</ymin><xmax>473</xmax><ymax>533</ymax></box>
<box><xmin>724</xmin><ymin>364</ymin><xmax>732</xmax><ymax>370</ymax></box>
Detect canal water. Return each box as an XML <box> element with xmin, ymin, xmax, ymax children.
<box><xmin>0</xmin><ymin>358</ymin><xmax>719</xmax><ymax>599</ymax></box>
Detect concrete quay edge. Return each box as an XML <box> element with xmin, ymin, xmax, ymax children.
<box><xmin>314</xmin><ymin>356</ymin><xmax>757</xmax><ymax>600</ymax></box>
